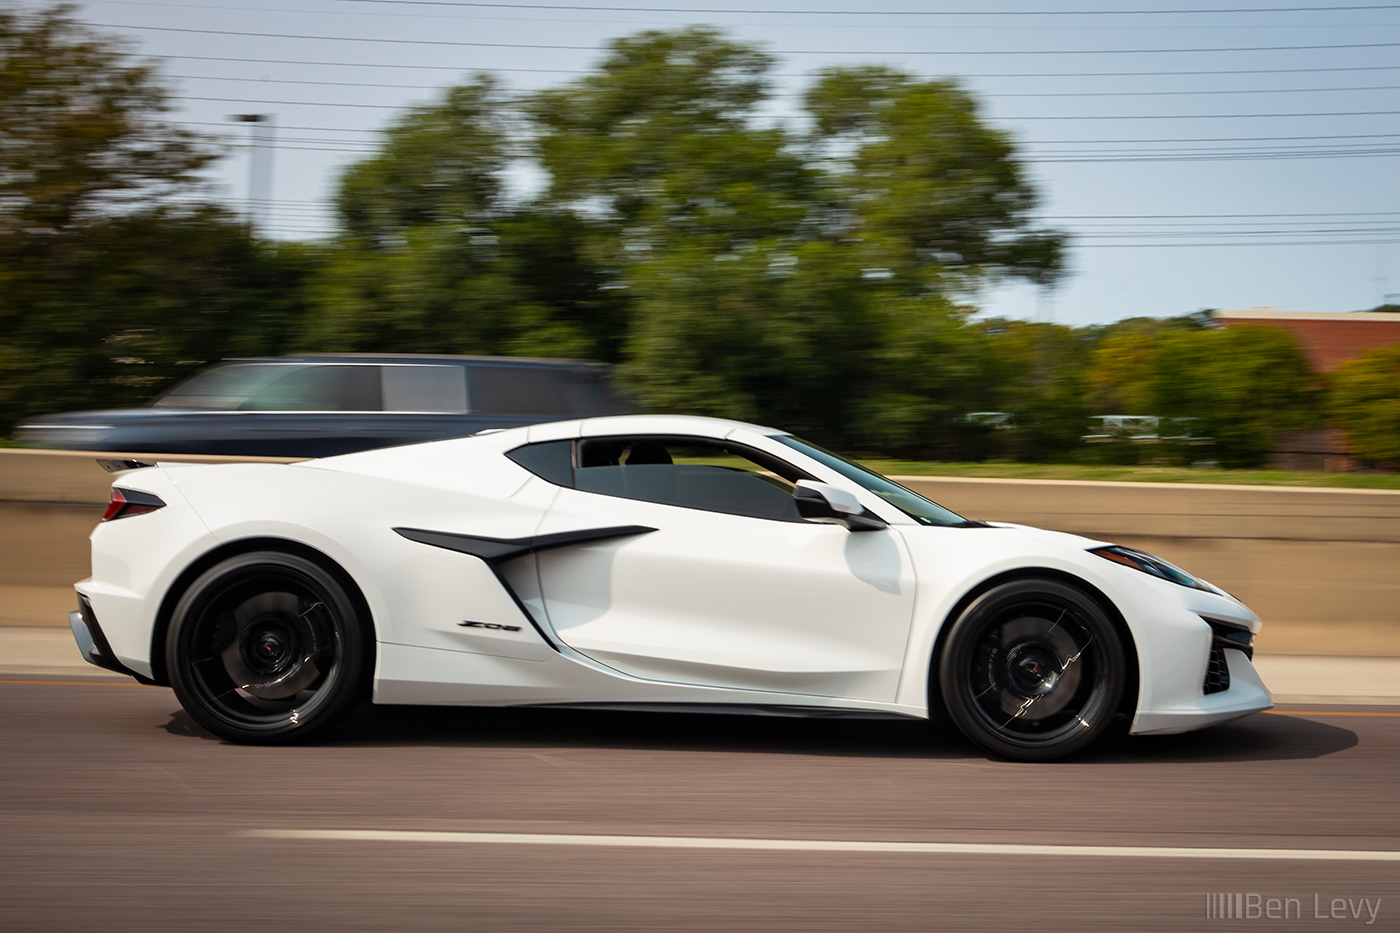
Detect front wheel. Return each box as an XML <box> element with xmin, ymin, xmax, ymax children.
<box><xmin>939</xmin><ymin>579</ymin><xmax>1125</xmax><ymax>761</ymax></box>
<box><xmin>167</xmin><ymin>551</ymin><xmax>370</xmax><ymax>744</ymax></box>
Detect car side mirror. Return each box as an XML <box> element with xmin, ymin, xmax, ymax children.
<box><xmin>793</xmin><ymin>480</ymin><xmax>887</xmax><ymax>532</ymax></box>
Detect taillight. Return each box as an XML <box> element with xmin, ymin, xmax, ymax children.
<box><xmin>102</xmin><ymin>487</ymin><xmax>166</xmax><ymax>521</ymax></box>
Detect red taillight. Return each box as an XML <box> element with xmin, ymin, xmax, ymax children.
<box><xmin>102</xmin><ymin>487</ymin><xmax>165</xmax><ymax>521</ymax></box>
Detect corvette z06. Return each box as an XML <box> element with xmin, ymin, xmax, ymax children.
<box><xmin>70</xmin><ymin>415</ymin><xmax>1271</xmax><ymax>760</ymax></box>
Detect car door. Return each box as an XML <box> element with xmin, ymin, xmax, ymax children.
<box><xmin>531</xmin><ymin>435</ymin><xmax>918</xmax><ymax>702</ymax></box>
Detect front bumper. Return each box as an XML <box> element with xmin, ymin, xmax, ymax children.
<box><xmin>1130</xmin><ymin>648</ymin><xmax>1273</xmax><ymax>735</ymax></box>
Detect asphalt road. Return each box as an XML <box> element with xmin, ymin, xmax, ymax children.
<box><xmin>2</xmin><ymin>678</ymin><xmax>1397</xmax><ymax>932</ymax></box>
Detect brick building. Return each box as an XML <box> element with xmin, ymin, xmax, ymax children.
<box><xmin>1212</xmin><ymin>308</ymin><xmax>1400</xmax><ymax>373</ymax></box>
<box><xmin>1212</xmin><ymin>308</ymin><xmax>1400</xmax><ymax>469</ymax></box>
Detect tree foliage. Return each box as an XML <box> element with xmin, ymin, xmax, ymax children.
<box><xmin>510</xmin><ymin>32</ymin><xmax>1066</xmax><ymax>451</ymax></box>
<box><xmin>1084</xmin><ymin>322</ymin><xmax>1317</xmax><ymax>467</ymax></box>
<box><xmin>333</xmin><ymin>77</ymin><xmax>511</xmax><ymax>242</ymax></box>
<box><xmin>0</xmin><ymin>207</ymin><xmax>315</xmax><ymax>421</ymax></box>
<box><xmin>305</xmin><ymin>77</ymin><xmax>627</xmax><ymax>360</ymax></box>
<box><xmin>0</xmin><ymin>17</ymin><xmax>1341</xmax><ymax>468</ymax></box>
<box><xmin>1331</xmin><ymin>343</ymin><xmax>1400</xmax><ymax>463</ymax></box>
<box><xmin>0</xmin><ymin>5</ymin><xmax>300</xmax><ymax>425</ymax></box>
<box><xmin>0</xmin><ymin>3</ymin><xmax>213</xmax><ymax>234</ymax></box>
<box><xmin>805</xmin><ymin>66</ymin><xmax>1066</xmax><ymax>289</ymax></box>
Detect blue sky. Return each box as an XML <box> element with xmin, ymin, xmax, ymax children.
<box><xmin>41</xmin><ymin>0</ymin><xmax>1400</xmax><ymax>326</ymax></box>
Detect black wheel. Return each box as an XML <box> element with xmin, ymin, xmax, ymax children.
<box><xmin>167</xmin><ymin>551</ymin><xmax>370</xmax><ymax>744</ymax></box>
<box><xmin>939</xmin><ymin>579</ymin><xmax>1125</xmax><ymax>762</ymax></box>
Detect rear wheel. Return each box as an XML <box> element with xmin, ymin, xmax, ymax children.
<box><xmin>167</xmin><ymin>551</ymin><xmax>369</xmax><ymax>744</ymax></box>
<box><xmin>939</xmin><ymin>579</ymin><xmax>1125</xmax><ymax>761</ymax></box>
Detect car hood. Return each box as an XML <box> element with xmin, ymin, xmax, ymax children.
<box><xmin>930</xmin><ymin>520</ymin><xmax>1110</xmax><ymax>551</ymax></box>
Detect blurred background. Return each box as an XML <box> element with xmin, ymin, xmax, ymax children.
<box><xmin>3</xmin><ymin>0</ymin><xmax>1399</xmax><ymax>474</ymax></box>
<box><xmin>4</xmin><ymin>6</ymin><xmax>1400</xmax><ymax>931</ymax></box>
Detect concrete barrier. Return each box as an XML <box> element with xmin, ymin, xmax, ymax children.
<box><xmin>0</xmin><ymin>449</ymin><xmax>299</xmax><ymax>636</ymax></box>
<box><xmin>2</xmin><ymin>450</ymin><xmax>1396</xmax><ymax>655</ymax></box>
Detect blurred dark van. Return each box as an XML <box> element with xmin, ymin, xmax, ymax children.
<box><xmin>16</xmin><ymin>355</ymin><xmax>627</xmax><ymax>458</ymax></box>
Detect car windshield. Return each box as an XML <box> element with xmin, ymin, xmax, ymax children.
<box><xmin>774</xmin><ymin>435</ymin><xmax>969</xmax><ymax>527</ymax></box>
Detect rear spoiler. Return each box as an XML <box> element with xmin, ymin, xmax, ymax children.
<box><xmin>96</xmin><ymin>458</ymin><xmax>155</xmax><ymax>473</ymax></box>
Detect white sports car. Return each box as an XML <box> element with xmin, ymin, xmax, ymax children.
<box><xmin>70</xmin><ymin>414</ymin><xmax>1272</xmax><ymax>760</ymax></box>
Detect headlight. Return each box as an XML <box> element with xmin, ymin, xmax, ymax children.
<box><xmin>1090</xmin><ymin>545</ymin><xmax>1214</xmax><ymax>592</ymax></box>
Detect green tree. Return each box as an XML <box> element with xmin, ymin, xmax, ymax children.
<box><xmin>0</xmin><ymin>3</ymin><xmax>213</xmax><ymax>234</ymax></box>
<box><xmin>0</xmin><ymin>206</ymin><xmax>317</xmax><ymax>421</ymax></box>
<box><xmin>804</xmin><ymin>66</ymin><xmax>1066</xmax><ymax>290</ymax></box>
<box><xmin>974</xmin><ymin>319</ymin><xmax>1095</xmax><ymax>461</ymax></box>
<box><xmin>521</xmin><ymin>35</ymin><xmax>1063</xmax><ymax>452</ymax></box>
<box><xmin>526</xmin><ymin>27</ymin><xmax>807</xmax><ymax>247</ymax></box>
<box><xmin>307</xmin><ymin>79</ymin><xmax>626</xmax><ymax>359</ymax></box>
<box><xmin>1331</xmin><ymin>342</ymin><xmax>1400</xmax><ymax>462</ymax></box>
<box><xmin>302</xmin><ymin>28</ymin><xmax>1065</xmax><ymax>455</ymax></box>
<box><xmin>1154</xmin><ymin>325</ymin><xmax>1316</xmax><ymax>467</ymax></box>
<box><xmin>0</xmin><ymin>6</ymin><xmax>305</xmax><ymax>425</ymax></box>
<box><xmin>1089</xmin><ymin>331</ymin><xmax>1158</xmax><ymax>415</ymax></box>
<box><xmin>333</xmin><ymin>77</ymin><xmax>510</xmax><ymax>241</ymax></box>
<box><xmin>623</xmin><ymin>241</ymin><xmax>892</xmax><ymax>445</ymax></box>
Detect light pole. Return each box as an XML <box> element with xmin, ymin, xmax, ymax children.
<box><xmin>230</xmin><ymin>113</ymin><xmax>275</xmax><ymax>237</ymax></box>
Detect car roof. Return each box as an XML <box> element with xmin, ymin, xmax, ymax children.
<box><xmin>304</xmin><ymin>414</ymin><xmax>787</xmax><ymax>475</ymax></box>
<box><xmin>577</xmin><ymin>414</ymin><xmax>781</xmax><ymax>438</ymax></box>
<box><xmin>468</xmin><ymin>414</ymin><xmax>792</xmax><ymax>450</ymax></box>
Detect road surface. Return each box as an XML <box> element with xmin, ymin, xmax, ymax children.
<box><xmin>1</xmin><ymin>677</ymin><xmax>1395</xmax><ymax>931</ymax></box>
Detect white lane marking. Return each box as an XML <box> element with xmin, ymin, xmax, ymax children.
<box><xmin>240</xmin><ymin>829</ymin><xmax>1400</xmax><ymax>862</ymax></box>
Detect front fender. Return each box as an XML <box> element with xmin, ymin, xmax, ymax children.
<box><xmin>892</xmin><ymin>524</ymin><xmax>1252</xmax><ymax>719</ymax></box>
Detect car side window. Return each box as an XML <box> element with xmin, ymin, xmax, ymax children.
<box><xmin>506</xmin><ymin>440</ymin><xmax>574</xmax><ymax>487</ymax></box>
<box><xmin>238</xmin><ymin>365</ymin><xmax>383</xmax><ymax>412</ymax></box>
<box><xmin>467</xmin><ymin>365</ymin><xmax>566</xmax><ymax>415</ymax></box>
<box><xmin>572</xmin><ymin>436</ymin><xmax>809</xmax><ymax>522</ymax></box>
<box><xmin>381</xmin><ymin>364</ymin><xmax>468</xmax><ymax>413</ymax></box>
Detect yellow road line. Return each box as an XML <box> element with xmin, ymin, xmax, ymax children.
<box><xmin>1265</xmin><ymin>709</ymin><xmax>1400</xmax><ymax>717</ymax></box>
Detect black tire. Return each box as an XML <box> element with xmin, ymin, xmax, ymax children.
<box><xmin>938</xmin><ymin>578</ymin><xmax>1125</xmax><ymax>762</ymax></box>
<box><xmin>166</xmin><ymin>551</ymin><xmax>370</xmax><ymax>745</ymax></box>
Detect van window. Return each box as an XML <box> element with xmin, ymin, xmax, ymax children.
<box><xmin>153</xmin><ymin>363</ymin><xmax>289</xmax><ymax>409</ymax></box>
<box><xmin>467</xmin><ymin>366</ymin><xmax>567</xmax><ymax>415</ymax></box>
<box><xmin>238</xmin><ymin>365</ymin><xmax>382</xmax><ymax>411</ymax></box>
<box><xmin>382</xmin><ymin>365</ymin><xmax>468</xmax><ymax>413</ymax></box>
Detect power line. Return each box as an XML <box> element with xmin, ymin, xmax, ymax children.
<box><xmin>1075</xmin><ymin>240</ymin><xmax>1400</xmax><ymax>247</ymax></box>
<box><xmin>172</xmin><ymin>92</ymin><xmax>1400</xmax><ymax>116</ymax></box>
<box><xmin>166</xmin><ymin>72</ymin><xmax>1400</xmax><ymax>98</ymax></box>
<box><xmin>328</xmin><ymin>1</ymin><xmax>1400</xmax><ymax>16</ymax></box>
<box><xmin>186</xmin><ymin>120</ymin><xmax>1400</xmax><ymax>144</ymax></box>
<box><xmin>1011</xmin><ymin>111</ymin><xmax>1400</xmax><ymax>119</ymax></box>
<box><xmin>235</xmin><ymin>199</ymin><xmax>1400</xmax><ymax>219</ymax></box>
<box><xmin>79</xmin><ymin>0</ymin><xmax>1400</xmax><ymax>29</ymax></box>
<box><xmin>94</xmin><ymin>22</ymin><xmax>1400</xmax><ymax>55</ymax></box>
<box><xmin>1029</xmin><ymin>134</ymin><xmax>1400</xmax><ymax>143</ymax></box>
<box><xmin>1032</xmin><ymin>147</ymin><xmax>1400</xmax><ymax>160</ymax></box>
<box><xmin>242</xmin><ymin>140</ymin><xmax>1400</xmax><ymax>160</ymax></box>
<box><xmin>1046</xmin><ymin>210</ymin><xmax>1400</xmax><ymax>217</ymax></box>
<box><xmin>157</xmin><ymin>52</ymin><xmax>1400</xmax><ymax>80</ymax></box>
<box><xmin>1075</xmin><ymin>228</ymin><xmax>1400</xmax><ymax>235</ymax></box>
<box><xmin>187</xmin><ymin>120</ymin><xmax>377</xmax><ymax>133</ymax></box>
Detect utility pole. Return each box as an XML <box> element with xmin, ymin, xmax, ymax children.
<box><xmin>229</xmin><ymin>114</ymin><xmax>275</xmax><ymax>237</ymax></box>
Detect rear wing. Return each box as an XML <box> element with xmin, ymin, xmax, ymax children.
<box><xmin>97</xmin><ymin>458</ymin><xmax>155</xmax><ymax>474</ymax></box>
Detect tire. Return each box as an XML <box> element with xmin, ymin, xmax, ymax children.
<box><xmin>166</xmin><ymin>551</ymin><xmax>370</xmax><ymax>745</ymax></box>
<box><xmin>938</xmin><ymin>578</ymin><xmax>1125</xmax><ymax>762</ymax></box>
